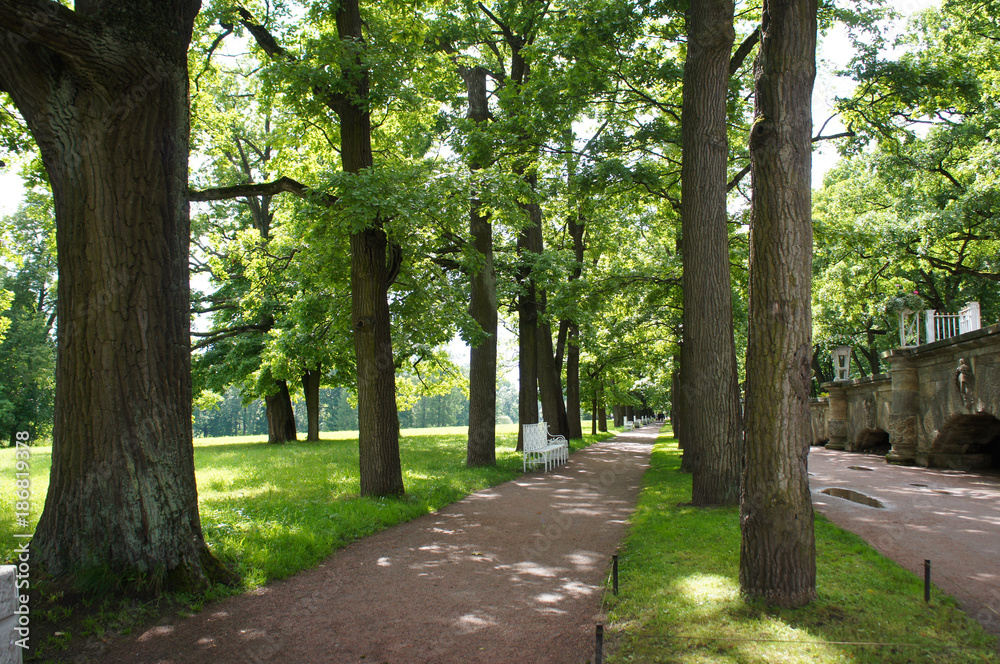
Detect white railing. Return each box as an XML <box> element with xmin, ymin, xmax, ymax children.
<box><xmin>921</xmin><ymin>302</ymin><xmax>982</xmax><ymax>344</ymax></box>
<box><xmin>900</xmin><ymin>310</ymin><xmax>921</xmax><ymax>347</ymax></box>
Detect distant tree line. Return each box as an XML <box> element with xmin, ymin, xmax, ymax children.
<box><xmin>192</xmin><ymin>378</ymin><xmax>522</xmax><ymax>438</ymax></box>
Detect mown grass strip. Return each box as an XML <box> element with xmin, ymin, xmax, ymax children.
<box><xmin>604</xmin><ymin>431</ymin><xmax>999</xmax><ymax>664</ymax></box>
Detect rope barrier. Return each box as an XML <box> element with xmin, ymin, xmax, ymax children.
<box><xmin>928</xmin><ymin>563</ymin><xmax>1000</xmax><ymax>621</ymax></box>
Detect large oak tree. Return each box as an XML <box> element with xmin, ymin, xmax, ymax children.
<box><xmin>461</xmin><ymin>64</ymin><xmax>499</xmax><ymax>467</ymax></box>
<box><xmin>680</xmin><ymin>0</ymin><xmax>743</xmax><ymax>506</ymax></box>
<box><xmin>0</xmin><ymin>0</ymin><xmax>230</xmax><ymax>586</ymax></box>
<box><xmin>233</xmin><ymin>0</ymin><xmax>405</xmax><ymax>495</ymax></box>
<box><xmin>740</xmin><ymin>0</ymin><xmax>818</xmax><ymax>608</ymax></box>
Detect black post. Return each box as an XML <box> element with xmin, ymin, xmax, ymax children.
<box><xmin>924</xmin><ymin>559</ymin><xmax>931</xmax><ymax>602</ymax></box>
<box><xmin>595</xmin><ymin>624</ymin><xmax>604</xmax><ymax>664</ymax></box>
<box><xmin>612</xmin><ymin>554</ymin><xmax>619</xmax><ymax>595</ymax></box>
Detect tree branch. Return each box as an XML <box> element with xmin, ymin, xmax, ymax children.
<box><xmin>0</xmin><ymin>0</ymin><xmax>101</xmax><ymax>65</ymax></box>
<box><xmin>191</xmin><ymin>323</ymin><xmax>271</xmax><ymax>350</ymax></box>
<box><xmin>476</xmin><ymin>2</ymin><xmax>523</xmax><ymax>50</ymax></box>
<box><xmin>236</xmin><ymin>6</ymin><xmax>291</xmax><ymax>60</ymax></box>
<box><xmin>933</xmin><ymin>163</ymin><xmax>965</xmax><ymax>191</ymax></box>
<box><xmin>193</xmin><ymin>21</ymin><xmax>234</xmax><ymax>91</ymax></box>
<box><xmin>188</xmin><ymin>176</ymin><xmax>338</xmax><ymax>207</ymax></box>
<box><xmin>729</xmin><ymin>27</ymin><xmax>759</xmax><ymax>76</ymax></box>
<box><xmin>236</xmin><ymin>5</ymin><xmax>348</xmax><ymax>114</ymax></box>
<box><xmin>727</xmin><ymin>163</ymin><xmax>751</xmax><ymax>192</ymax></box>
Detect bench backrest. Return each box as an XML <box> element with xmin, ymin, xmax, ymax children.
<box><xmin>522</xmin><ymin>422</ymin><xmax>549</xmax><ymax>453</ymax></box>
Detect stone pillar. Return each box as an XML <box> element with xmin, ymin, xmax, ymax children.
<box><xmin>885</xmin><ymin>353</ymin><xmax>919</xmax><ymax>465</ymax></box>
<box><xmin>824</xmin><ymin>383</ymin><xmax>847</xmax><ymax>450</ymax></box>
<box><xmin>0</xmin><ymin>565</ymin><xmax>22</xmax><ymax>664</ymax></box>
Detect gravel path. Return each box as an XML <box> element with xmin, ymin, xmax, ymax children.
<box><xmin>90</xmin><ymin>427</ymin><xmax>657</xmax><ymax>663</ymax></box>
<box><xmin>809</xmin><ymin>447</ymin><xmax>1000</xmax><ymax>637</ymax></box>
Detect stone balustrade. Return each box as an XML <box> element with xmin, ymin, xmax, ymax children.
<box><xmin>811</xmin><ymin>324</ymin><xmax>1000</xmax><ymax>470</ymax></box>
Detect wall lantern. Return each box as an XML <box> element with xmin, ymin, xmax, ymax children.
<box><xmin>832</xmin><ymin>345</ymin><xmax>851</xmax><ymax>382</ymax></box>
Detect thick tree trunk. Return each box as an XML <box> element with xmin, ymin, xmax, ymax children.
<box><xmin>466</xmin><ymin>255</ymin><xmax>497</xmax><ymax>463</ymax></box>
<box><xmin>266</xmin><ymin>380</ymin><xmax>297</xmax><ymax>443</ymax></box>
<box><xmin>537</xmin><ymin>307</ymin><xmax>569</xmax><ymax>438</ymax></box>
<box><xmin>591</xmin><ymin>394</ymin><xmax>598</xmax><ymax>435</ymax></box>
<box><xmin>336</xmin><ymin>0</ymin><xmax>404</xmax><ymax>496</ymax></box>
<box><xmin>0</xmin><ymin>0</ymin><xmax>233</xmax><ymax>589</ymax></box>
<box><xmin>740</xmin><ymin>0</ymin><xmax>818</xmax><ymax>608</ymax></box>
<box><xmin>462</xmin><ymin>65</ymin><xmax>498</xmax><ymax>467</ymax></box>
<box><xmin>565</xmin><ymin>324</ymin><xmax>582</xmax><ymax>440</ymax></box>
<box><xmin>349</xmin><ymin>226</ymin><xmax>404</xmax><ymax>496</ymax></box>
<box><xmin>562</xmin><ymin>211</ymin><xmax>586</xmax><ymax>441</ymax></box>
<box><xmin>302</xmin><ymin>367</ymin><xmax>322</xmax><ymax>441</ymax></box>
<box><xmin>516</xmin><ymin>199</ymin><xmax>543</xmax><ymax>451</ymax></box>
<box><xmin>681</xmin><ymin>0</ymin><xmax>743</xmax><ymax>506</ymax></box>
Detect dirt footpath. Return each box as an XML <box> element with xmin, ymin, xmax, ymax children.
<box><xmin>87</xmin><ymin>428</ymin><xmax>657</xmax><ymax>663</ymax></box>
<box><xmin>809</xmin><ymin>447</ymin><xmax>1000</xmax><ymax>637</ymax></box>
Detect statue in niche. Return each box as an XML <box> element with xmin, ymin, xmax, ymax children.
<box><xmin>955</xmin><ymin>357</ymin><xmax>975</xmax><ymax>410</ymax></box>
<box><xmin>863</xmin><ymin>395</ymin><xmax>877</xmax><ymax>430</ymax></box>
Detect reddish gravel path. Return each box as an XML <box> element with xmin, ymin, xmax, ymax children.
<box><xmin>88</xmin><ymin>427</ymin><xmax>657</xmax><ymax>663</ymax></box>
<box><xmin>809</xmin><ymin>447</ymin><xmax>1000</xmax><ymax>637</ymax></box>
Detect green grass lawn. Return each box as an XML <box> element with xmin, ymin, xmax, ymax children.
<box><xmin>0</xmin><ymin>422</ymin><xmax>609</xmax><ymax>595</ymax></box>
<box><xmin>604</xmin><ymin>430</ymin><xmax>999</xmax><ymax>664</ymax></box>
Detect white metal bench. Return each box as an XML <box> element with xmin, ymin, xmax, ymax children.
<box><xmin>545</xmin><ymin>423</ymin><xmax>569</xmax><ymax>466</ymax></box>
<box><xmin>522</xmin><ymin>421</ymin><xmax>569</xmax><ymax>472</ymax></box>
<box><xmin>623</xmin><ymin>418</ymin><xmax>633</xmax><ymax>431</ymax></box>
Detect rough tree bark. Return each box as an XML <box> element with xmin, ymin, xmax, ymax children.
<box><xmin>564</xmin><ymin>326</ymin><xmax>581</xmax><ymax>439</ymax></box>
<box><xmin>740</xmin><ymin>0</ymin><xmax>818</xmax><ymax>608</ymax></box>
<box><xmin>537</xmin><ymin>292</ymin><xmax>569</xmax><ymax>438</ymax></box>
<box><xmin>680</xmin><ymin>0</ymin><xmax>743</xmax><ymax>505</ymax></box>
<box><xmin>597</xmin><ymin>382</ymin><xmax>608</xmax><ymax>432</ymax></box>
<box><xmin>301</xmin><ymin>366</ymin><xmax>322</xmax><ymax>441</ymax></box>
<box><xmin>562</xmin><ymin>211</ymin><xmax>587</xmax><ymax>441</ymax></box>
<box><xmin>0</xmin><ymin>0</ymin><xmax>232</xmax><ymax>588</ymax></box>
<box><xmin>461</xmin><ymin>65</ymin><xmax>498</xmax><ymax>467</ymax></box>
<box><xmin>516</xmin><ymin>199</ymin><xmax>542</xmax><ymax>451</ymax></box>
<box><xmin>265</xmin><ymin>380</ymin><xmax>297</xmax><ymax>443</ymax></box>
<box><xmin>336</xmin><ymin>0</ymin><xmax>404</xmax><ymax>497</ymax></box>
<box><xmin>591</xmin><ymin>394</ymin><xmax>598</xmax><ymax>435</ymax></box>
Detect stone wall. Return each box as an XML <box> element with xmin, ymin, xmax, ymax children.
<box><xmin>885</xmin><ymin>324</ymin><xmax>1000</xmax><ymax>469</ymax></box>
<box><xmin>809</xmin><ymin>397</ymin><xmax>829</xmax><ymax>445</ymax></box>
<box><xmin>844</xmin><ymin>375</ymin><xmax>892</xmax><ymax>451</ymax></box>
<box><xmin>811</xmin><ymin>325</ymin><xmax>1000</xmax><ymax>470</ymax></box>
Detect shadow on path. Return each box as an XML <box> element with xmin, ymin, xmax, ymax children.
<box><xmin>96</xmin><ymin>427</ymin><xmax>659</xmax><ymax>663</ymax></box>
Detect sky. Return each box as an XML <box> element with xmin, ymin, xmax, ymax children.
<box><xmin>811</xmin><ymin>0</ymin><xmax>941</xmax><ymax>184</ymax></box>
